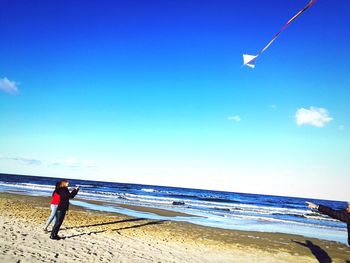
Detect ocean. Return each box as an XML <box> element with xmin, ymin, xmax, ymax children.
<box><xmin>0</xmin><ymin>173</ymin><xmax>347</xmax><ymax>244</ymax></box>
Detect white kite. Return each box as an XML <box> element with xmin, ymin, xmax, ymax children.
<box><xmin>243</xmin><ymin>0</ymin><xmax>317</xmax><ymax>68</ymax></box>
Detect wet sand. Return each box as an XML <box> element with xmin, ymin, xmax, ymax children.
<box><xmin>1</xmin><ymin>192</ymin><xmax>349</xmax><ymax>262</ymax></box>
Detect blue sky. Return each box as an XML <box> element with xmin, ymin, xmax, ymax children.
<box><xmin>1</xmin><ymin>0</ymin><xmax>349</xmax><ymax>200</ymax></box>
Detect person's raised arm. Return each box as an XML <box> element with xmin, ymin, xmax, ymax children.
<box><xmin>69</xmin><ymin>186</ymin><xmax>80</xmax><ymax>199</ymax></box>
<box><xmin>307</xmin><ymin>201</ymin><xmax>350</xmax><ymax>223</ymax></box>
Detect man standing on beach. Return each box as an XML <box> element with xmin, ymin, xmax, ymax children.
<box><xmin>50</xmin><ymin>180</ymin><xmax>80</xmax><ymax>240</ymax></box>
<box><xmin>307</xmin><ymin>201</ymin><xmax>350</xmax><ymax>246</ymax></box>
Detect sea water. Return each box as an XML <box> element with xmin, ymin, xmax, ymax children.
<box><xmin>0</xmin><ymin>173</ymin><xmax>347</xmax><ymax>244</ymax></box>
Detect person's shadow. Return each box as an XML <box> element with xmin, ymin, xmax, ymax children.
<box><xmin>63</xmin><ymin>219</ymin><xmax>167</xmax><ymax>239</ymax></box>
<box><xmin>62</xmin><ymin>217</ymin><xmax>145</xmax><ymax>230</ymax></box>
<box><xmin>293</xmin><ymin>240</ymin><xmax>332</xmax><ymax>263</ymax></box>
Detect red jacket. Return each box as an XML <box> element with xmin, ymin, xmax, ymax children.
<box><xmin>51</xmin><ymin>192</ymin><xmax>60</xmax><ymax>205</ymax></box>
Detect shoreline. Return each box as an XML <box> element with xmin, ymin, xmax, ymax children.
<box><xmin>74</xmin><ymin>197</ymin><xmax>196</xmax><ymax>218</ymax></box>
<box><xmin>5</xmin><ymin>189</ymin><xmax>347</xmax><ymax>244</ymax></box>
<box><xmin>1</xmin><ymin>192</ymin><xmax>349</xmax><ymax>262</ymax></box>
<box><xmin>1</xmin><ymin>179</ymin><xmax>347</xmax><ymax>245</ymax></box>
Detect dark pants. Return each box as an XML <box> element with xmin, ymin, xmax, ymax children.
<box><xmin>51</xmin><ymin>210</ymin><xmax>66</xmax><ymax>237</ymax></box>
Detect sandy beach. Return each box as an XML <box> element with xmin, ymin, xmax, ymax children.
<box><xmin>1</xmin><ymin>192</ymin><xmax>349</xmax><ymax>262</ymax></box>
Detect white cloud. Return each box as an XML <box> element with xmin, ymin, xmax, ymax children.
<box><xmin>269</xmin><ymin>104</ymin><xmax>277</xmax><ymax>110</ymax></box>
<box><xmin>0</xmin><ymin>77</ymin><xmax>19</xmax><ymax>95</ymax></box>
<box><xmin>228</xmin><ymin>115</ymin><xmax>241</xmax><ymax>122</ymax></box>
<box><xmin>295</xmin><ymin>107</ymin><xmax>332</xmax><ymax>127</ymax></box>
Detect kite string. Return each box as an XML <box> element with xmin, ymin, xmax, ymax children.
<box><xmin>285</xmin><ymin>0</ymin><xmax>316</xmax><ymax>27</ymax></box>
<box><xmin>257</xmin><ymin>0</ymin><xmax>317</xmax><ymax>57</ymax></box>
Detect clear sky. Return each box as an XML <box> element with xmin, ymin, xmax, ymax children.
<box><xmin>1</xmin><ymin>0</ymin><xmax>349</xmax><ymax>200</ymax></box>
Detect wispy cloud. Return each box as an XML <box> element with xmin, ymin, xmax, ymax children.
<box><xmin>295</xmin><ymin>107</ymin><xmax>332</xmax><ymax>127</ymax></box>
<box><xmin>269</xmin><ymin>104</ymin><xmax>277</xmax><ymax>110</ymax></box>
<box><xmin>0</xmin><ymin>156</ymin><xmax>42</xmax><ymax>166</ymax></box>
<box><xmin>0</xmin><ymin>155</ymin><xmax>96</xmax><ymax>169</ymax></box>
<box><xmin>82</xmin><ymin>160</ymin><xmax>96</xmax><ymax>168</ymax></box>
<box><xmin>0</xmin><ymin>77</ymin><xmax>19</xmax><ymax>95</ymax></box>
<box><xmin>64</xmin><ymin>157</ymin><xmax>79</xmax><ymax>167</ymax></box>
<box><xmin>338</xmin><ymin>125</ymin><xmax>345</xmax><ymax>131</ymax></box>
<box><xmin>228</xmin><ymin>115</ymin><xmax>241</xmax><ymax>122</ymax></box>
<box><xmin>50</xmin><ymin>157</ymin><xmax>96</xmax><ymax>168</ymax></box>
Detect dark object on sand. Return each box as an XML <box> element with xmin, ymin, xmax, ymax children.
<box><xmin>172</xmin><ymin>201</ymin><xmax>185</xmax><ymax>206</ymax></box>
<box><xmin>293</xmin><ymin>240</ymin><xmax>332</xmax><ymax>263</ymax></box>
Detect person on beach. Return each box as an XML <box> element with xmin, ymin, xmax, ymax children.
<box><xmin>43</xmin><ymin>181</ymin><xmax>61</xmax><ymax>231</ymax></box>
<box><xmin>307</xmin><ymin>201</ymin><xmax>350</xmax><ymax>246</ymax></box>
<box><xmin>50</xmin><ymin>180</ymin><xmax>80</xmax><ymax>240</ymax></box>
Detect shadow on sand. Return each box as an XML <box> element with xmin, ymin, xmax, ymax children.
<box><xmin>293</xmin><ymin>240</ymin><xmax>332</xmax><ymax>263</ymax></box>
<box><xmin>63</xmin><ymin>219</ymin><xmax>167</xmax><ymax>239</ymax></box>
<box><xmin>62</xmin><ymin>218</ymin><xmax>146</xmax><ymax>230</ymax></box>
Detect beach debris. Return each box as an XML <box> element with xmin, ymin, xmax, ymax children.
<box><xmin>172</xmin><ymin>201</ymin><xmax>185</xmax><ymax>206</ymax></box>
<box><xmin>243</xmin><ymin>0</ymin><xmax>317</xmax><ymax>68</ymax></box>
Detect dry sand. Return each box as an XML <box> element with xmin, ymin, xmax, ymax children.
<box><xmin>1</xmin><ymin>192</ymin><xmax>349</xmax><ymax>262</ymax></box>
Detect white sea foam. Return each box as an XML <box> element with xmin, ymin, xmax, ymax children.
<box><xmin>141</xmin><ymin>188</ymin><xmax>157</xmax><ymax>192</ymax></box>
<box><xmin>75</xmin><ymin>190</ymin><xmax>338</xmax><ymax>223</ymax></box>
<box><xmin>0</xmin><ymin>180</ymin><xmax>343</xmax><ymax>231</ymax></box>
<box><xmin>0</xmin><ymin>182</ymin><xmax>53</xmax><ymax>192</ymax></box>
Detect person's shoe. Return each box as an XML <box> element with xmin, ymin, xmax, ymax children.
<box><xmin>50</xmin><ymin>235</ymin><xmax>61</xmax><ymax>240</ymax></box>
